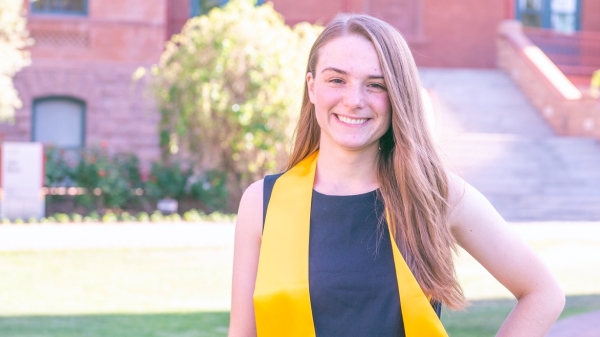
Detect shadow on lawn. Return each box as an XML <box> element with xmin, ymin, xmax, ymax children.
<box><xmin>0</xmin><ymin>311</ymin><xmax>230</xmax><ymax>337</ymax></box>
<box><xmin>1</xmin><ymin>295</ymin><xmax>598</xmax><ymax>337</ymax></box>
<box><xmin>443</xmin><ymin>294</ymin><xmax>600</xmax><ymax>337</ymax></box>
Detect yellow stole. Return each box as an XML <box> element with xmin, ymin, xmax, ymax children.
<box><xmin>253</xmin><ymin>151</ymin><xmax>448</xmax><ymax>336</ymax></box>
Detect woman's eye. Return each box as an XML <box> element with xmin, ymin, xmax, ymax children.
<box><xmin>368</xmin><ymin>83</ymin><xmax>386</xmax><ymax>91</ymax></box>
<box><xmin>330</xmin><ymin>78</ymin><xmax>344</xmax><ymax>84</ymax></box>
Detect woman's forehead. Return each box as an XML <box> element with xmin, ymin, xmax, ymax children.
<box><xmin>315</xmin><ymin>35</ymin><xmax>383</xmax><ymax>75</ymax></box>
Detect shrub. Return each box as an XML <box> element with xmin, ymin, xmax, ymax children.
<box><xmin>143</xmin><ymin>0</ymin><xmax>321</xmax><ymax>210</ymax></box>
<box><xmin>187</xmin><ymin>170</ymin><xmax>228</xmax><ymax>212</ymax></box>
<box><xmin>145</xmin><ymin>162</ymin><xmax>191</xmax><ymax>200</ymax></box>
<box><xmin>70</xmin><ymin>213</ymin><xmax>83</xmax><ymax>223</ymax></box>
<box><xmin>136</xmin><ymin>212</ymin><xmax>150</xmax><ymax>222</ymax></box>
<box><xmin>73</xmin><ymin>147</ymin><xmax>143</xmax><ymax>209</ymax></box>
<box><xmin>44</xmin><ymin>146</ymin><xmax>76</xmax><ymax>187</ymax></box>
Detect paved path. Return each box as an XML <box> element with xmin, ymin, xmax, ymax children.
<box><xmin>420</xmin><ymin>69</ymin><xmax>600</xmax><ymax>336</ymax></box>
<box><xmin>420</xmin><ymin>68</ymin><xmax>600</xmax><ymax>221</ymax></box>
<box><xmin>0</xmin><ymin>222</ymin><xmax>234</xmax><ymax>251</ymax></box>
<box><xmin>546</xmin><ymin>310</ymin><xmax>600</xmax><ymax>337</ymax></box>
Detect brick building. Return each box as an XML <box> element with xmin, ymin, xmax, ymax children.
<box><xmin>1</xmin><ymin>0</ymin><xmax>598</xmax><ymax>167</ymax></box>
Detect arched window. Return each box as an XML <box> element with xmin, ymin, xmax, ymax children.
<box><xmin>32</xmin><ymin>97</ymin><xmax>86</xmax><ymax>149</ymax></box>
<box><xmin>516</xmin><ymin>0</ymin><xmax>581</xmax><ymax>33</ymax></box>
<box><xmin>31</xmin><ymin>0</ymin><xmax>88</xmax><ymax>15</ymax></box>
<box><xmin>190</xmin><ymin>0</ymin><xmax>264</xmax><ymax>17</ymax></box>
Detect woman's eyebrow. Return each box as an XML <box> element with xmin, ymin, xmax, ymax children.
<box><xmin>320</xmin><ymin>67</ymin><xmax>384</xmax><ymax>80</ymax></box>
<box><xmin>321</xmin><ymin>67</ymin><xmax>347</xmax><ymax>75</ymax></box>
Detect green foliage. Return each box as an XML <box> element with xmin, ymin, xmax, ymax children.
<box><xmin>0</xmin><ymin>0</ymin><xmax>32</xmax><ymax>121</ymax></box>
<box><xmin>136</xmin><ymin>212</ymin><xmax>150</xmax><ymax>222</ymax></box>
<box><xmin>74</xmin><ymin>148</ymin><xmax>143</xmax><ymax>209</ymax></box>
<box><xmin>187</xmin><ymin>170</ymin><xmax>228</xmax><ymax>211</ymax></box>
<box><xmin>101</xmin><ymin>212</ymin><xmax>118</xmax><ymax>223</ymax></box>
<box><xmin>44</xmin><ymin>147</ymin><xmax>75</xmax><ymax>187</ymax></box>
<box><xmin>144</xmin><ymin>0</ymin><xmax>321</xmax><ymax>209</ymax></box>
<box><xmin>55</xmin><ymin>213</ymin><xmax>70</xmax><ymax>223</ymax></box>
<box><xmin>183</xmin><ymin>209</ymin><xmax>205</xmax><ymax>222</ymax></box>
<box><xmin>70</xmin><ymin>213</ymin><xmax>83</xmax><ymax>223</ymax></box>
<box><xmin>145</xmin><ymin>162</ymin><xmax>191</xmax><ymax>200</ymax></box>
<box><xmin>150</xmin><ymin>211</ymin><xmax>164</xmax><ymax>223</ymax></box>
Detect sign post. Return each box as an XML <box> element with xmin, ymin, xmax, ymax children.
<box><xmin>0</xmin><ymin>142</ymin><xmax>45</xmax><ymax>221</ymax></box>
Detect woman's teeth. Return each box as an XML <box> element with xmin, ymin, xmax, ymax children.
<box><xmin>337</xmin><ymin>115</ymin><xmax>367</xmax><ymax>125</ymax></box>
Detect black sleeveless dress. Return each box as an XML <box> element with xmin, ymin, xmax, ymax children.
<box><xmin>263</xmin><ymin>174</ymin><xmax>442</xmax><ymax>336</ymax></box>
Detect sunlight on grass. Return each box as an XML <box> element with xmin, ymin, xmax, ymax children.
<box><xmin>0</xmin><ymin>222</ymin><xmax>598</xmax><ymax>336</ymax></box>
<box><xmin>0</xmin><ymin>248</ymin><xmax>233</xmax><ymax>315</ymax></box>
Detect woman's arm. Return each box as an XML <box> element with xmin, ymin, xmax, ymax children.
<box><xmin>228</xmin><ymin>180</ymin><xmax>263</xmax><ymax>337</ymax></box>
<box><xmin>448</xmin><ymin>174</ymin><xmax>565</xmax><ymax>337</ymax></box>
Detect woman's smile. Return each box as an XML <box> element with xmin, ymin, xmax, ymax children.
<box><xmin>335</xmin><ymin>114</ymin><xmax>369</xmax><ymax>125</ymax></box>
<box><xmin>306</xmin><ymin>34</ymin><xmax>391</xmax><ymax>153</ymax></box>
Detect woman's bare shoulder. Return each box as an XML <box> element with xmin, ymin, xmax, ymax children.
<box><xmin>236</xmin><ymin>179</ymin><xmax>264</xmax><ymax>234</ymax></box>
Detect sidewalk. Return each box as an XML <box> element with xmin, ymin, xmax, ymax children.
<box><xmin>0</xmin><ymin>222</ymin><xmax>235</xmax><ymax>251</ymax></box>
<box><xmin>547</xmin><ymin>310</ymin><xmax>600</xmax><ymax>337</ymax></box>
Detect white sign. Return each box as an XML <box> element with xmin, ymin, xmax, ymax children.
<box><xmin>0</xmin><ymin>142</ymin><xmax>45</xmax><ymax>220</ymax></box>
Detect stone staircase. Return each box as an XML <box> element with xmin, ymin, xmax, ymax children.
<box><xmin>419</xmin><ymin>68</ymin><xmax>600</xmax><ymax>221</ymax></box>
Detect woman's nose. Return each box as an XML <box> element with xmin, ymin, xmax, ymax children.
<box><xmin>342</xmin><ymin>83</ymin><xmax>366</xmax><ymax>110</ymax></box>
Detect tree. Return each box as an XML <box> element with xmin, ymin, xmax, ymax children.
<box><xmin>0</xmin><ymin>0</ymin><xmax>31</xmax><ymax>122</ymax></box>
<box><xmin>142</xmin><ymin>0</ymin><xmax>321</xmax><ymax>210</ymax></box>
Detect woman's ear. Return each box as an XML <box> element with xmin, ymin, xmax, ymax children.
<box><xmin>306</xmin><ymin>72</ymin><xmax>316</xmax><ymax>104</ymax></box>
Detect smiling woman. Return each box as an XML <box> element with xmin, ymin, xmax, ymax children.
<box><xmin>229</xmin><ymin>13</ymin><xmax>565</xmax><ymax>337</ymax></box>
<box><xmin>306</xmin><ymin>35</ymin><xmax>391</xmax><ymax>157</ymax></box>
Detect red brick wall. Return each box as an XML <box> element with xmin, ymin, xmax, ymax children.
<box><xmin>27</xmin><ymin>0</ymin><xmax>166</xmax><ymax>64</ymax></box>
<box><xmin>168</xmin><ymin>0</ymin><xmax>191</xmax><ymax>38</ymax></box>
<box><xmin>1</xmin><ymin>65</ymin><xmax>161</xmax><ymax>166</ymax></box>
<box><xmin>1</xmin><ymin>0</ymin><xmax>168</xmax><ymax>167</ymax></box>
<box><xmin>411</xmin><ymin>0</ymin><xmax>505</xmax><ymax>68</ymax></box>
<box><xmin>271</xmin><ymin>0</ymin><xmax>506</xmax><ymax>68</ymax></box>
<box><xmin>582</xmin><ymin>0</ymin><xmax>600</xmax><ymax>32</ymax></box>
<box><xmin>270</xmin><ymin>0</ymin><xmax>345</xmax><ymax>26</ymax></box>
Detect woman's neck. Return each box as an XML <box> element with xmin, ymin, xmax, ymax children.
<box><xmin>313</xmin><ymin>142</ymin><xmax>380</xmax><ymax>196</ymax></box>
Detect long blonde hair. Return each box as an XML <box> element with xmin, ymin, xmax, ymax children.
<box><xmin>287</xmin><ymin>14</ymin><xmax>466</xmax><ymax>309</ymax></box>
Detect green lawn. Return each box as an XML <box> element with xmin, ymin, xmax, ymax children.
<box><xmin>0</xmin><ymin>240</ymin><xmax>598</xmax><ymax>337</ymax></box>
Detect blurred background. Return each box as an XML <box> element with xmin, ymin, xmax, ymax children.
<box><xmin>0</xmin><ymin>0</ymin><xmax>599</xmax><ymax>336</ymax></box>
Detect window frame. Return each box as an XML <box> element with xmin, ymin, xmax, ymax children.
<box><xmin>31</xmin><ymin>96</ymin><xmax>87</xmax><ymax>150</ymax></box>
<box><xmin>190</xmin><ymin>0</ymin><xmax>264</xmax><ymax>17</ymax></box>
<box><xmin>30</xmin><ymin>0</ymin><xmax>89</xmax><ymax>16</ymax></box>
<box><xmin>515</xmin><ymin>0</ymin><xmax>581</xmax><ymax>31</ymax></box>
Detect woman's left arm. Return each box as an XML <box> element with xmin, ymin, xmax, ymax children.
<box><xmin>448</xmin><ymin>175</ymin><xmax>565</xmax><ymax>337</ymax></box>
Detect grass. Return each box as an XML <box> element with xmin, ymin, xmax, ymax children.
<box><xmin>0</xmin><ymin>312</ymin><xmax>230</xmax><ymax>337</ymax></box>
<box><xmin>0</xmin><ymin>222</ymin><xmax>599</xmax><ymax>336</ymax></box>
<box><xmin>443</xmin><ymin>295</ymin><xmax>600</xmax><ymax>337</ymax></box>
<box><xmin>1</xmin><ymin>296</ymin><xmax>598</xmax><ymax>337</ymax></box>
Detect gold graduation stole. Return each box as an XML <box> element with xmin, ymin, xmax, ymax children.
<box><xmin>253</xmin><ymin>151</ymin><xmax>448</xmax><ymax>336</ymax></box>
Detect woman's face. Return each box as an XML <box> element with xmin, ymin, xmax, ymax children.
<box><xmin>307</xmin><ymin>34</ymin><xmax>391</xmax><ymax>154</ymax></box>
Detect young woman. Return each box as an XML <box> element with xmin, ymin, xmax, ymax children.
<box><xmin>229</xmin><ymin>14</ymin><xmax>564</xmax><ymax>337</ymax></box>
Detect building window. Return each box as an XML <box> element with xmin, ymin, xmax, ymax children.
<box><xmin>32</xmin><ymin>97</ymin><xmax>85</xmax><ymax>149</ymax></box>
<box><xmin>190</xmin><ymin>0</ymin><xmax>264</xmax><ymax>17</ymax></box>
<box><xmin>516</xmin><ymin>0</ymin><xmax>581</xmax><ymax>33</ymax></box>
<box><xmin>31</xmin><ymin>0</ymin><xmax>88</xmax><ymax>15</ymax></box>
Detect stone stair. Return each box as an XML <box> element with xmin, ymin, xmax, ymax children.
<box><xmin>419</xmin><ymin>68</ymin><xmax>600</xmax><ymax>221</ymax></box>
